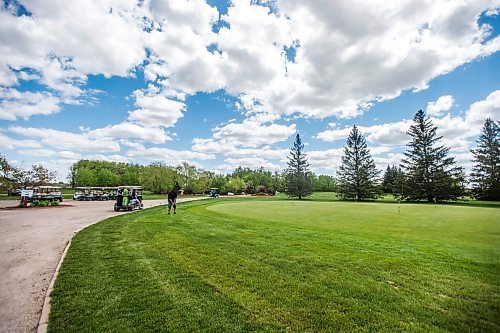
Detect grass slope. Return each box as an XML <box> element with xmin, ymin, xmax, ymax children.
<box><xmin>49</xmin><ymin>198</ymin><xmax>499</xmax><ymax>332</ymax></box>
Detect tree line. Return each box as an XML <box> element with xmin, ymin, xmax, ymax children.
<box><xmin>66</xmin><ymin>160</ymin><xmax>336</xmax><ymax>195</ymax></box>
<box><xmin>284</xmin><ymin>111</ymin><xmax>499</xmax><ymax>202</ymax></box>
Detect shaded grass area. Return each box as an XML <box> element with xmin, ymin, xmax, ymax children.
<box><xmin>49</xmin><ymin>198</ymin><xmax>499</xmax><ymax>332</ymax></box>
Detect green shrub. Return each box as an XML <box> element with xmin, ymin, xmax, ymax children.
<box><xmin>50</xmin><ymin>201</ymin><xmax>60</xmax><ymax>206</ymax></box>
<box><xmin>38</xmin><ymin>201</ymin><xmax>49</xmax><ymax>207</ymax></box>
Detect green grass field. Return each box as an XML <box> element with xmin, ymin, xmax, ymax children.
<box><xmin>49</xmin><ymin>198</ymin><xmax>499</xmax><ymax>332</ymax></box>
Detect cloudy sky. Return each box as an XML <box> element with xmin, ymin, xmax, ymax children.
<box><xmin>1</xmin><ymin>0</ymin><xmax>499</xmax><ymax>181</ymax></box>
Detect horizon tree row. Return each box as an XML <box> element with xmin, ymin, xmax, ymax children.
<box><xmin>67</xmin><ymin>158</ymin><xmax>335</xmax><ymax>196</ymax></box>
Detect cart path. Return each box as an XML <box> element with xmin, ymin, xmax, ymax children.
<box><xmin>0</xmin><ymin>197</ymin><xmax>206</xmax><ymax>333</ymax></box>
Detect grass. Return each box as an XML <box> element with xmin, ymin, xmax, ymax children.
<box><xmin>48</xmin><ymin>197</ymin><xmax>499</xmax><ymax>332</ymax></box>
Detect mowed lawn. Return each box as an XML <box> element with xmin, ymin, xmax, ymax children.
<box><xmin>49</xmin><ymin>198</ymin><xmax>499</xmax><ymax>332</ymax></box>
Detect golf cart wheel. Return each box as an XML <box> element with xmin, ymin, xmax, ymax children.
<box><xmin>128</xmin><ymin>206</ymin><xmax>132</xmax><ymax>211</ymax></box>
<box><xmin>114</xmin><ymin>205</ymin><xmax>119</xmax><ymax>212</ymax></box>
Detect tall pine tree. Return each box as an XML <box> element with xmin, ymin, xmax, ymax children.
<box><xmin>285</xmin><ymin>134</ymin><xmax>314</xmax><ymax>200</ymax></box>
<box><xmin>337</xmin><ymin>126</ymin><xmax>380</xmax><ymax>200</ymax></box>
<box><xmin>401</xmin><ymin>110</ymin><xmax>464</xmax><ymax>202</ymax></box>
<box><xmin>470</xmin><ymin>118</ymin><xmax>500</xmax><ymax>200</ymax></box>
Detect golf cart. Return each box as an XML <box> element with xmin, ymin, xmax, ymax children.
<box><xmin>31</xmin><ymin>186</ymin><xmax>63</xmax><ymax>202</ymax></box>
<box><xmin>114</xmin><ymin>186</ymin><xmax>143</xmax><ymax>211</ymax></box>
<box><xmin>209</xmin><ymin>188</ymin><xmax>219</xmax><ymax>198</ymax></box>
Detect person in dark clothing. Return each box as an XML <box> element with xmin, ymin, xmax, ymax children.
<box><xmin>117</xmin><ymin>188</ymin><xmax>123</xmax><ymax>207</ymax></box>
<box><xmin>167</xmin><ymin>189</ymin><xmax>178</xmax><ymax>215</ymax></box>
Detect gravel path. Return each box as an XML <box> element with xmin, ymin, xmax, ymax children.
<box><xmin>0</xmin><ymin>198</ymin><xmax>204</xmax><ymax>333</ymax></box>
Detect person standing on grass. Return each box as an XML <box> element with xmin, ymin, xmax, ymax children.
<box><xmin>167</xmin><ymin>189</ymin><xmax>177</xmax><ymax>215</ymax></box>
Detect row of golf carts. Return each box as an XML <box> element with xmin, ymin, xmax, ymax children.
<box><xmin>15</xmin><ymin>185</ymin><xmax>143</xmax><ymax>211</ymax></box>
<box><xmin>73</xmin><ymin>186</ymin><xmax>143</xmax><ymax>211</ymax></box>
<box><xmin>73</xmin><ymin>187</ymin><xmax>119</xmax><ymax>201</ymax></box>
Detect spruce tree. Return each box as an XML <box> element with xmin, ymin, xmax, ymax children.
<box><xmin>470</xmin><ymin>118</ymin><xmax>500</xmax><ymax>200</ymax></box>
<box><xmin>337</xmin><ymin>126</ymin><xmax>380</xmax><ymax>200</ymax></box>
<box><xmin>382</xmin><ymin>165</ymin><xmax>400</xmax><ymax>193</ymax></box>
<box><xmin>285</xmin><ymin>134</ymin><xmax>314</xmax><ymax>200</ymax></box>
<box><xmin>400</xmin><ymin>110</ymin><xmax>464</xmax><ymax>202</ymax></box>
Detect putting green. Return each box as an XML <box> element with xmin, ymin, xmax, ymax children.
<box><xmin>208</xmin><ymin>200</ymin><xmax>500</xmax><ymax>248</ymax></box>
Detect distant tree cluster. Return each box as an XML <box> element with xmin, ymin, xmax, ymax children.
<box><xmin>0</xmin><ymin>154</ymin><xmax>55</xmax><ymax>194</ymax></box>
<box><xmin>68</xmin><ymin>159</ymin><xmax>287</xmax><ymax>195</ymax></box>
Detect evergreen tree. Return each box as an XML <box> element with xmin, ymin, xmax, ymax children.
<box><xmin>382</xmin><ymin>165</ymin><xmax>394</xmax><ymax>193</ymax></box>
<box><xmin>382</xmin><ymin>165</ymin><xmax>404</xmax><ymax>194</ymax></box>
<box><xmin>400</xmin><ymin>110</ymin><xmax>464</xmax><ymax>202</ymax></box>
<box><xmin>337</xmin><ymin>126</ymin><xmax>380</xmax><ymax>200</ymax></box>
<box><xmin>470</xmin><ymin>118</ymin><xmax>500</xmax><ymax>200</ymax></box>
<box><xmin>285</xmin><ymin>134</ymin><xmax>314</xmax><ymax>199</ymax></box>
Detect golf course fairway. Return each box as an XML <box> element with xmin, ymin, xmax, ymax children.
<box><xmin>48</xmin><ymin>199</ymin><xmax>499</xmax><ymax>332</ymax></box>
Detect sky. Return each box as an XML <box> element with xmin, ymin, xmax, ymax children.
<box><xmin>0</xmin><ymin>0</ymin><xmax>499</xmax><ymax>182</ymax></box>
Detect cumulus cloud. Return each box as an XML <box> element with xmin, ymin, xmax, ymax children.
<box><xmin>128</xmin><ymin>88</ymin><xmax>186</xmax><ymax>128</ymax></box>
<box><xmin>0</xmin><ymin>132</ymin><xmax>42</xmax><ymax>149</ymax></box>
<box><xmin>212</xmin><ymin>120</ymin><xmax>296</xmax><ymax>147</ymax></box>
<box><xmin>127</xmin><ymin>146</ymin><xmax>214</xmax><ymax>165</ymax></box>
<box><xmin>2</xmin><ymin>1</ymin><xmax>499</xmax><ymax>123</ymax></box>
<box><xmin>465</xmin><ymin>89</ymin><xmax>500</xmax><ymax>128</ymax></box>
<box><xmin>316</xmin><ymin>120</ymin><xmax>413</xmax><ymax>146</ymax></box>
<box><xmin>0</xmin><ymin>88</ymin><xmax>61</xmax><ymax>120</ymax></box>
<box><xmin>217</xmin><ymin>157</ymin><xmax>282</xmax><ymax>172</ymax></box>
<box><xmin>426</xmin><ymin>95</ymin><xmax>454</xmax><ymax>116</ymax></box>
<box><xmin>9</xmin><ymin>126</ymin><xmax>120</xmax><ymax>152</ymax></box>
<box><xmin>17</xmin><ymin>149</ymin><xmax>56</xmax><ymax>157</ymax></box>
<box><xmin>86</xmin><ymin>122</ymin><xmax>171</xmax><ymax>144</ymax></box>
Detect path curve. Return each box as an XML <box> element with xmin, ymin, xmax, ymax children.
<box><xmin>0</xmin><ymin>197</ymin><xmax>206</xmax><ymax>333</ymax></box>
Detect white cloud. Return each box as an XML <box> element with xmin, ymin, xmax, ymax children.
<box><xmin>212</xmin><ymin>120</ymin><xmax>296</xmax><ymax>147</ymax></box>
<box><xmin>40</xmin><ymin>57</ymin><xmax>86</xmax><ymax>98</ymax></box>
<box><xmin>465</xmin><ymin>89</ymin><xmax>500</xmax><ymax>129</ymax></box>
<box><xmin>224</xmin><ymin>1</ymin><xmax>500</xmax><ymax>119</ymax></box>
<box><xmin>0</xmin><ymin>132</ymin><xmax>42</xmax><ymax>149</ymax></box>
<box><xmin>316</xmin><ymin>121</ymin><xmax>412</xmax><ymax>146</ymax></box>
<box><xmin>18</xmin><ymin>149</ymin><xmax>56</xmax><ymax>157</ymax></box>
<box><xmin>315</xmin><ymin>127</ymin><xmax>353</xmax><ymax>143</ymax></box>
<box><xmin>217</xmin><ymin>157</ymin><xmax>282</xmax><ymax>172</ymax></box>
<box><xmin>426</xmin><ymin>95</ymin><xmax>454</xmax><ymax>116</ymax></box>
<box><xmin>127</xmin><ymin>146</ymin><xmax>214</xmax><ymax>165</ymax></box>
<box><xmin>86</xmin><ymin>122</ymin><xmax>171</xmax><ymax>144</ymax></box>
<box><xmin>0</xmin><ymin>88</ymin><xmax>60</xmax><ymax>121</ymax></box>
<box><xmin>307</xmin><ymin>148</ymin><xmax>344</xmax><ymax>171</ymax></box>
<box><xmin>9</xmin><ymin>126</ymin><xmax>120</xmax><ymax>152</ymax></box>
<box><xmin>373</xmin><ymin>153</ymin><xmax>405</xmax><ymax>171</ymax></box>
<box><xmin>2</xmin><ymin>0</ymin><xmax>498</xmax><ymax>124</ymax></box>
<box><xmin>128</xmin><ymin>88</ymin><xmax>186</xmax><ymax>128</ymax></box>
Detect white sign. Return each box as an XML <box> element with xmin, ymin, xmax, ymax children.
<box><xmin>21</xmin><ymin>190</ymin><xmax>33</xmax><ymax>197</ymax></box>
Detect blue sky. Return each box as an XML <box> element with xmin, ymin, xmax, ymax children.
<box><xmin>0</xmin><ymin>0</ymin><xmax>499</xmax><ymax>181</ymax></box>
